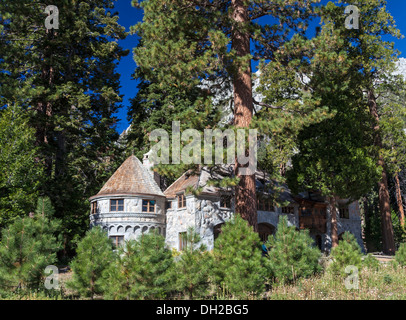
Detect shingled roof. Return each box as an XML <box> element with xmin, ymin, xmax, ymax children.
<box><xmin>164</xmin><ymin>165</ymin><xmax>294</xmax><ymax>203</ymax></box>
<box><xmin>90</xmin><ymin>155</ymin><xmax>165</xmax><ymax>199</ymax></box>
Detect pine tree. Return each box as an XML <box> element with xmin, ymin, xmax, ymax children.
<box><xmin>0</xmin><ymin>197</ymin><xmax>61</xmax><ymax>296</ymax></box>
<box><xmin>264</xmin><ymin>215</ymin><xmax>321</xmax><ymax>285</ymax></box>
<box><xmin>173</xmin><ymin>227</ymin><xmax>212</xmax><ymax>299</ymax></box>
<box><xmin>0</xmin><ymin>104</ymin><xmax>44</xmax><ymax>229</ymax></box>
<box><xmin>0</xmin><ymin>0</ymin><xmax>128</xmax><ymax>256</ymax></box>
<box><xmin>101</xmin><ymin>232</ymin><xmax>174</xmax><ymax>300</ymax></box>
<box><xmin>285</xmin><ymin>8</ymin><xmax>382</xmax><ymax>248</ymax></box>
<box><xmin>67</xmin><ymin>227</ymin><xmax>115</xmax><ymax>299</ymax></box>
<box><xmin>130</xmin><ymin>0</ymin><xmax>320</xmax><ymax>230</ymax></box>
<box><xmin>328</xmin><ymin>232</ymin><xmax>363</xmax><ymax>278</ymax></box>
<box><xmin>212</xmin><ymin>214</ymin><xmax>265</xmax><ymax>299</ymax></box>
<box><xmin>322</xmin><ymin>0</ymin><xmax>404</xmax><ymax>254</ymax></box>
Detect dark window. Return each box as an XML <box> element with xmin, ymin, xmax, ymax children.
<box><xmin>257</xmin><ymin>199</ymin><xmax>264</xmax><ymax>211</ymax></box>
<box><xmin>178</xmin><ymin>194</ymin><xmax>186</xmax><ymax>208</ymax></box>
<box><xmin>282</xmin><ymin>206</ymin><xmax>294</xmax><ymax>214</ymax></box>
<box><xmin>300</xmin><ymin>207</ymin><xmax>312</xmax><ymax>216</ymax></box>
<box><xmin>339</xmin><ymin>205</ymin><xmax>349</xmax><ymax>219</ymax></box>
<box><xmin>213</xmin><ymin>223</ymin><xmax>224</xmax><ymax>241</ymax></box>
<box><xmin>220</xmin><ymin>195</ymin><xmax>231</xmax><ymax>208</ymax></box>
<box><xmin>166</xmin><ymin>201</ymin><xmax>172</xmax><ymax>209</ymax></box>
<box><xmin>91</xmin><ymin>202</ymin><xmax>97</xmax><ymax>214</ymax></box>
<box><xmin>110</xmin><ymin>199</ymin><xmax>124</xmax><ymax>212</ymax></box>
<box><xmin>110</xmin><ymin>235</ymin><xmax>124</xmax><ymax>248</ymax></box>
<box><xmin>142</xmin><ymin>199</ymin><xmax>156</xmax><ymax>213</ymax></box>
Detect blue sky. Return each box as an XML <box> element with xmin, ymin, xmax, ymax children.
<box><xmin>112</xmin><ymin>0</ymin><xmax>406</xmax><ymax>134</ymax></box>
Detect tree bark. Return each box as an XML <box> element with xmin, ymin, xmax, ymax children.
<box><xmin>394</xmin><ymin>172</ymin><xmax>405</xmax><ymax>227</ymax></box>
<box><xmin>368</xmin><ymin>89</ymin><xmax>396</xmax><ymax>255</ymax></box>
<box><xmin>329</xmin><ymin>196</ymin><xmax>339</xmax><ymax>248</ymax></box>
<box><xmin>231</xmin><ymin>0</ymin><xmax>257</xmax><ymax>231</ymax></box>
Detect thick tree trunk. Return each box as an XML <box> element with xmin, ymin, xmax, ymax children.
<box><xmin>329</xmin><ymin>196</ymin><xmax>339</xmax><ymax>248</ymax></box>
<box><xmin>35</xmin><ymin>29</ymin><xmax>56</xmax><ymax>176</ymax></box>
<box><xmin>368</xmin><ymin>89</ymin><xmax>396</xmax><ymax>255</ymax></box>
<box><xmin>394</xmin><ymin>172</ymin><xmax>405</xmax><ymax>227</ymax></box>
<box><xmin>231</xmin><ymin>0</ymin><xmax>257</xmax><ymax>231</ymax></box>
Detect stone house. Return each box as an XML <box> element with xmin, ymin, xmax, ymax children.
<box><xmin>89</xmin><ymin>154</ymin><xmax>364</xmax><ymax>252</ymax></box>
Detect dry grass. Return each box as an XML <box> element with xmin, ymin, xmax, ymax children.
<box><xmin>267</xmin><ymin>263</ymin><xmax>406</xmax><ymax>300</ymax></box>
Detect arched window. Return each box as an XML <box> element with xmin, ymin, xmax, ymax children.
<box><xmin>213</xmin><ymin>223</ymin><xmax>224</xmax><ymax>241</ymax></box>
<box><xmin>315</xmin><ymin>234</ymin><xmax>322</xmax><ymax>251</ymax></box>
<box><xmin>258</xmin><ymin>223</ymin><xmax>275</xmax><ymax>242</ymax></box>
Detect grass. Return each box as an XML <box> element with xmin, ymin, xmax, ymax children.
<box><xmin>267</xmin><ymin>263</ymin><xmax>406</xmax><ymax>300</ymax></box>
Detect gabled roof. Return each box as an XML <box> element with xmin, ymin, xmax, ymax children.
<box><xmin>164</xmin><ymin>165</ymin><xmax>294</xmax><ymax>203</ymax></box>
<box><xmin>164</xmin><ymin>166</ymin><xmax>232</xmax><ymax>198</ymax></box>
<box><xmin>90</xmin><ymin>155</ymin><xmax>165</xmax><ymax>199</ymax></box>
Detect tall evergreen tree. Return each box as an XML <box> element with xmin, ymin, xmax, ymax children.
<box><xmin>130</xmin><ymin>0</ymin><xmax>320</xmax><ymax>230</ymax></box>
<box><xmin>0</xmin><ymin>0</ymin><xmax>128</xmax><ymax>256</ymax></box>
<box><xmin>321</xmin><ymin>0</ymin><xmax>403</xmax><ymax>254</ymax></box>
<box><xmin>0</xmin><ymin>104</ymin><xmax>44</xmax><ymax>229</ymax></box>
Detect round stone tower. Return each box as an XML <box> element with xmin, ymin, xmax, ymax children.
<box><xmin>89</xmin><ymin>155</ymin><xmax>166</xmax><ymax>247</ymax></box>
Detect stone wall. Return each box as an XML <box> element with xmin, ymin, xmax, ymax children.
<box><xmin>325</xmin><ymin>201</ymin><xmax>365</xmax><ymax>253</ymax></box>
<box><xmin>90</xmin><ymin>195</ymin><xmax>166</xmax><ymax>241</ymax></box>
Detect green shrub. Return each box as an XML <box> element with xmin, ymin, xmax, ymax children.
<box><xmin>212</xmin><ymin>214</ymin><xmax>265</xmax><ymax>299</ymax></box>
<box><xmin>395</xmin><ymin>242</ymin><xmax>406</xmax><ymax>267</ymax></box>
<box><xmin>328</xmin><ymin>232</ymin><xmax>362</xmax><ymax>277</ymax></box>
<box><xmin>67</xmin><ymin>227</ymin><xmax>115</xmax><ymax>299</ymax></box>
<box><xmin>101</xmin><ymin>232</ymin><xmax>174</xmax><ymax>300</ymax></box>
<box><xmin>362</xmin><ymin>254</ymin><xmax>380</xmax><ymax>271</ymax></box>
<box><xmin>0</xmin><ymin>197</ymin><xmax>61</xmax><ymax>297</ymax></box>
<box><xmin>264</xmin><ymin>215</ymin><xmax>322</xmax><ymax>285</ymax></box>
<box><xmin>173</xmin><ymin>228</ymin><xmax>212</xmax><ymax>299</ymax></box>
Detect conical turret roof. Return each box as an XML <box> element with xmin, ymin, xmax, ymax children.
<box><xmin>91</xmin><ymin>155</ymin><xmax>164</xmax><ymax>199</ymax></box>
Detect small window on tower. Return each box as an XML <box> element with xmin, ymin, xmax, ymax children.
<box><xmin>110</xmin><ymin>199</ymin><xmax>124</xmax><ymax>212</ymax></box>
<box><xmin>142</xmin><ymin>200</ymin><xmax>156</xmax><ymax>213</ymax></box>
<box><xmin>91</xmin><ymin>202</ymin><xmax>97</xmax><ymax>214</ymax></box>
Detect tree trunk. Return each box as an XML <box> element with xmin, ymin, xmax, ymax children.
<box><xmin>35</xmin><ymin>28</ymin><xmax>56</xmax><ymax>176</ymax></box>
<box><xmin>368</xmin><ymin>89</ymin><xmax>396</xmax><ymax>255</ymax></box>
<box><xmin>394</xmin><ymin>172</ymin><xmax>405</xmax><ymax>227</ymax></box>
<box><xmin>329</xmin><ymin>196</ymin><xmax>339</xmax><ymax>248</ymax></box>
<box><xmin>231</xmin><ymin>0</ymin><xmax>257</xmax><ymax>231</ymax></box>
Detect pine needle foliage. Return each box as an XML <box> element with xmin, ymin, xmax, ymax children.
<box><xmin>101</xmin><ymin>232</ymin><xmax>174</xmax><ymax>300</ymax></box>
<box><xmin>328</xmin><ymin>232</ymin><xmax>363</xmax><ymax>278</ymax></box>
<box><xmin>395</xmin><ymin>242</ymin><xmax>406</xmax><ymax>267</ymax></box>
<box><xmin>212</xmin><ymin>214</ymin><xmax>265</xmax><ymax>299</ymax></box>
<box><xmin>264</xmin><ymin>215</ymin><xmax>322</xmax><ymax>285</ymax></box>
<box><xmin>67</xmin><ymin>227</ymin><xmax>115</xmax><ymax>299</ymax></box>
<box><xmin>0</xmin><ymin>197</ymin><xmax>61</xmax><ymax>296</ymax></box>
<box><xmin>172</xmin><ymin>227</ymin><xmax>213</xmax><ymax>299</ymax></box>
